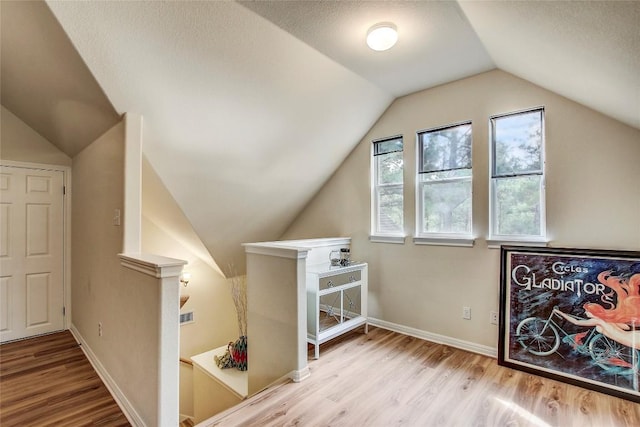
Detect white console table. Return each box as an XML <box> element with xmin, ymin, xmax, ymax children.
<box><xmin>306</xmin><ymin>262</ymin><xmax>368</xmax><ymax>359</ymax></box>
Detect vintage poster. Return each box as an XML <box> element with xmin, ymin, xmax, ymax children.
<box><xmin>498</xmin><ymin>246</ymin><xmax>640</xmax><ymax>402</ymax></box>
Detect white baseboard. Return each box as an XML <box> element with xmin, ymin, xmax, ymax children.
<box><xmin>367</xmin><ymin>317</ymin><xmax>498</xmax><ymax>359</ymax></box>
<box><xmin>290</xmin><ymin>366</ymin><xmax>310</xmax><ymax>383</ymax></box>
<box><xmin>70</xmin><ymin>325</ymin><xmax>145</xmax><ymax>427</ymax></box>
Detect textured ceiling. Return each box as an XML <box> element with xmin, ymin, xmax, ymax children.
<box><xmin>3</xmin><ymin>1</ymin><xmax>638</xmax><ymax>270</ymax></box>
<box><xmin>458</xmin><ymin>0</ymin><xmax>640</xmax><ymax>131</ymax></box>
<box><xmin>0</xmin><ymin>1</ymin><xmax>120</xmax><ymax>157</ymax></box>
<box><xmin>241</xmin><ymin>0</ymin><xmax>639</xmax><ymax>129</ymax></box>
<box><xmin>45</xmin><ymin>0</ymin><xmax>393</xmax><ymax>267</ymax></box>
<box><xmin>238</xmin><ymin>1</ymin><xmax>495</xmax><ymax>97</ymax></box>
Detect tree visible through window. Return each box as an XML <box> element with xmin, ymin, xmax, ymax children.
<box><xmin>417</xmin><ymin>122</ymin><xmax>472</xmax><ymax>236</ymax></box>
<box><xmin>490</xmin><ymin>108</ymin><xmax>545</xmax><ymax>238</ymax></box>
<box><xmin>372</xmin><ymin>137</ymin><xmax>403</xmax><ymax>235</ymax></box>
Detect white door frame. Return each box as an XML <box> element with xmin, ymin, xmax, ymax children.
<box><xmin>0</xmin><ymin>160</ymin><xmax>72</xmax><ymax>331</ymax></box>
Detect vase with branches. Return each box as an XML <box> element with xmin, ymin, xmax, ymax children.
<box><xmin>215</xmin><ymin>267</ymin><xmax>248</xmax><ymax>371</ymax></box>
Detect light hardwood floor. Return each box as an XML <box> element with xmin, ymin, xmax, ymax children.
<box><xmin>0</xmin><ymin>331</ymin><xmax>130</xmax><ymax>427</ymax></box>
<box><xmin>2</xmin><ymin>328</ymin><xmax>638</xmax><ymax>426</ymax></box>
<box><xmin>206</xmin><ymin>326</ymin><xmax>640</xmax><ymax>427</ymax></box>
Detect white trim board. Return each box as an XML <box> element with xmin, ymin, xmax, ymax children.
<box><xmin>70</xmin><ymin>325</ymin><xmax>145</xmax><ymax>427</ymax></box>
<box><xmin>367</xmin><ymin>317</ymin><xmax>498</xmax><ymax>359</ymax></box>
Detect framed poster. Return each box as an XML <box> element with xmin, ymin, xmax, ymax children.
<box><xmin>499</xmin><ymin>246</ymin><xmax>640</xmax><ymax>402</ymax></box>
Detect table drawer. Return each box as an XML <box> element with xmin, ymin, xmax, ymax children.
<box><xmin>319</xmin><ymin>269</ymin><xmax>361</xmax><ymax>290</ymax></box>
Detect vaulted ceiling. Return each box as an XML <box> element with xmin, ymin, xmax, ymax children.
<box><xmin>1</xmin><ymin>1</ymin><xmax>120</xmax><ymax>157</ymax></box>
<box><xmin>2</xmin><ymin>1</ymin><xmax>639</xmax><ymax>268</ymax></box>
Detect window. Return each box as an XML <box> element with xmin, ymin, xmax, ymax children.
<box><xmin>371</xmin><ymin>136</ymin><xmax>404</xmax><ymax>238</ymax></box>
<box><xmin>490</xmin><ymin>108</ymin><xmax>545</xmax><ymax>240</ymax></box>
<box><xmin>416</xmin><ymin>122</ymin><xmax>472</xmax><ymax>239</ymax></box>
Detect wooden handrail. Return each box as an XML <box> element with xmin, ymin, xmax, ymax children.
<box><xmin>180</xmin><ymin>357</ymin><xmax>193</xmax><ymax>366</ymax></box>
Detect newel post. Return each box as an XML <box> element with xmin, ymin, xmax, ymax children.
<box><xmin>120</xmin><ymin>253</ymin><xmax>186</xmax><ymax>427</ymax></box>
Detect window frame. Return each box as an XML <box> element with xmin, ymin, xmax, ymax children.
<box><xmin>414</xmin><ymin>121</ymin><xmax>474</xmax><ymax>246</ymax></box>
<box><xmin>488</xmin><ymin>107</ymin><xmax>547</xmax><ymax>247</ymax></box>
<box><xmin>370</xmin><ymin>135</ymin><xmax>405</xmax><ymax>243</ymax></box>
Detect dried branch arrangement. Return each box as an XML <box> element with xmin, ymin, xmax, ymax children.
<box><xmin>228</xmin><ymin>267</ymin><xmax>247</xmax><ymax>337</ymax></box>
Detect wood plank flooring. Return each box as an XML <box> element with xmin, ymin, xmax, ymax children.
<box><xmin>206</xmin><ymin>326</ymin><xmax>640</xmax><ymax>427</ymax></box>
<box><xmin>0</xmin><ymin>331</ymin><xmax>130</xmax><ymax>427</ymax></box>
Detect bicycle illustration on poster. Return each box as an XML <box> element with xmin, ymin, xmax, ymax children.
<box><xmin>498</xmin><ymin>246</ymin><xmax>640</xmax><ymax>402</ymax></box>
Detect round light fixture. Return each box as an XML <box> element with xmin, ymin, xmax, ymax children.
<box><xmin>366</xmin><ymin>23</ymin><xmax>398</xmax><ymax>51</ymax></box>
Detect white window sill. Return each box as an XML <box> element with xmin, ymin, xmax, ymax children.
<box><xmin>369</xmin><ymin>235</ymin><xmax>406</xmax><ymax>244</ymax></box>
<box><xmin>413</xmin><ymin>236</ymin><xmax>475</xmax><ymax>247</ymax></box>
<box><xmin>486</xmin><ymin>238</ymin><xmax>549</xmax><ymax>249</ymax></box>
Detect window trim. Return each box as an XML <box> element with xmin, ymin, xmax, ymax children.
<box><xmin>370</xmin><ymin>235</ymin><xmax>406</xmax><ymax>244</ymax></box>
<box><xmin>414</xmin><ymin>121</ymin><xmax>474</xmax><ymax>243</ymax></box>
<box><xmin>488</xmin><ymin>106</ymin><xmax>547</xmax><ymax>242</ymax></box>
<box><xmin>370</xmin><ymin>135</ymin><xmax>405</xmax><ymax>241</ymax></box>
<box><xmin>413</xmin><ymin>236</ymin><xmax>474</xmax><ymax>247</ymax></box>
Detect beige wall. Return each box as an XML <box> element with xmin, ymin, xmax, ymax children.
<box><xmin>72</xmin><ymin>121</ymin><xmax>124</xmax><ymax>347</ymax></box>
<box><xmin>141</xmin><ymin>158</ymin><xmax>237</xmax><ymax>417</ymax></box>
<box><xmin>246</xmin><ymin>252</ymin><xmax>301</xmax><ymax>394</ymax></box>
<box><xmin>0</xmin><ymin>105</ymin><xmax>71</xmax><ymax>165</ymax></box>
<box><xmin>73</xmin><ymin>121</ymin><xmax>161</xmax><ymax>424</ymax></box>
<box><xmin>282</xmin><ymin>70</ymin><xmax>640</xmax><ymax>349</ymax></box>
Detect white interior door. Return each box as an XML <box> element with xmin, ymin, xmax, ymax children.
<box><xmin>0</xmin><ymin>165</ymin><xmax>65</xmax><ymax>342</ymax></box>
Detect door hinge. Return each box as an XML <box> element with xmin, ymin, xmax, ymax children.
<box><xmin>63</xmin><ymin>306</ymin><xmax>66</xmax><ymax>316</ymax></box>
<box><xmin>63</xmin><ymin>186</ymin><xmax>66</xmax><ymax>195</ymax></box>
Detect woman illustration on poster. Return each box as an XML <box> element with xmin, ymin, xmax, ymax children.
<box><xmin>553</xmin><ymin>271</ymin><xmax>640</xmax><ymax>350</ymax></box>
<box><xmin>553</xmin><ymin>308</ymin><xmax>639</xmax><ymax>350</ymax></box>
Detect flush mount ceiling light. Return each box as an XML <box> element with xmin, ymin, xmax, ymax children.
<box><xmin>366</xmin><ymin>22</ymin><xmax>398</xmax><ymax>51</ymax></box>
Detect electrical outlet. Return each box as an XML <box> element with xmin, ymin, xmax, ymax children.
<box><xmin>490</xmin><ymin>311</ymin><xmax>498</xmax><ymax>325</ymax></box>
<box><xmin>98</xmin><ymin>322</ymin><xmax>103</xmax><ymax>337</ymax></box>
<box><xmin>463</xmin><ymin>306</ymin><xmax>471</xmax><ymax>320</ymax></box>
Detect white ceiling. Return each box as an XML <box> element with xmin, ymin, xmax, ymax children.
<box><xmin>45</xmin><ymin>0</ymin><xmax>393</xmax><ymax>267</ymax></box>
<box><xmin>3</xmin><ymin>1</ymin><xmax>639</xmax><ymax>269</ymax></box>
<box><xmin>238</xmin><ymin>1</ymin><xmax>495</xmax><ymax>97</ymax></box>
<box><xmin>0</xmin><ymin>1</ymin><xmax>120</xmax><ymax>157</ymax></box>
<box><xmin>458</xmin><ymin>0</ymin><xmax>640</xmax><ymax>133</ymax></box>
